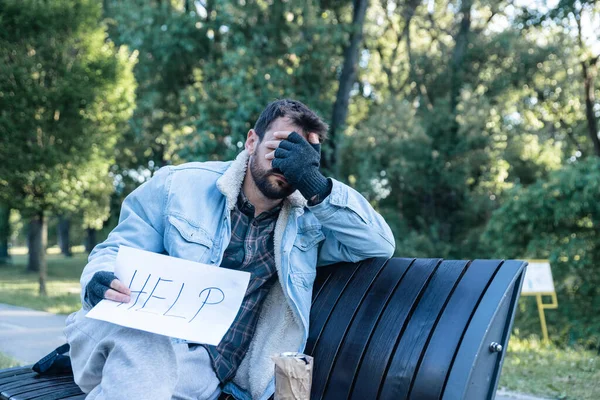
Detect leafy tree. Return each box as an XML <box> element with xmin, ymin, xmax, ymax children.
<box><xmin>102</xmin><ymin>0</ymin><xmax>361</xmax><ymax>180</ymax></box>
<box><xmin>484</xmin><ymin>157</ymin><xmax>600</xmax><ymax>346</ymax></box>
<box><xmin>103</xmin><ymin>0</ymin><xmax>210</xmax><ymax>171</ymax></box>
<box><xmin>0</xmin><ymin>0</ymin><xmax>136</xmax><ymax>294</ymax></box>
<box><xmin>341</xmin><ymin>0</ymin><xmax>560</xmax><ymax>257</ymax></box>
<box><xmin>175</xmin><ymin>0</ymin><xmax>349</xmax><ymax>166</ymax></box>
<box><xmin>526</xmin><ymin>0</ymin><xmax>600</xmax><ymax>157</ymax></box>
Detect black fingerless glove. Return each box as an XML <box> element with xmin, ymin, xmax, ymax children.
<box><xmin>84</xmin><ymin>271</ymin><xmax>116</xmax><ymax>307</ymax></box>
<box><xmin>272</xmin><ymin>131</ymin><xmax>331</xmax><ymax>200</ymax></box>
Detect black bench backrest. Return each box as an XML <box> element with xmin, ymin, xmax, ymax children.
<box><xmin>306</xmin><ymin>257</ymin><xmax>526</xmax><ymax>400</ymax></box>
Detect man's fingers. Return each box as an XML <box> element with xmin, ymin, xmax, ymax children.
<box><xmin>264</xmin><ymin>140</ymin><xmax>282</xmax><ymax>150</ymax></box>
<box><xmin>272</xmin><ymin>131</ymin><xmax>292</xmax><ymax>140</ymax></box>
<box><xmin>103</xmin><ymin>278</ymin><xmax>131</xmax><ymax>303</ymax></box>
<box><xmin>265</xmin><ymin>150</ymin><xmax>275</xmax><ymax>160</ymax></box>
<box><xmin>274</xmin><ymin>147</ymin><xmax>289</xmax><ymax>158</ymax></box>
<box><xmin>110</xmin><ymin>279</ymin><xmax>131</xmax><ymax>295</ymax></box>
<box><xmin>278</xmin><ymin>140</ymin><xmax>294</xmax><ymax>150</ymax></box>
<box><xmin>308</xmin><ymin>133</ymin><xmax>320</xmax><ymax>144</ymax></box>
<box><xmin>273</xmin><ymin>131</ymin><xmax>310</xmax><ymax>142</ymax></box>
<box><xmin>105</xmin><ymin>288</ymin><xmax>131</xmax><ymax>303</ymax></box>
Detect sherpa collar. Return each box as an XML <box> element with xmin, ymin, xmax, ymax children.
<box><xmin>216</xmin><ymin>150</ymin><xmax>307</xmax><ymax>399</ymax></box>
<box><xmin>216</xmin><ymin>150</ymin><xmax>308</xmax><ymax>211</ymax></box>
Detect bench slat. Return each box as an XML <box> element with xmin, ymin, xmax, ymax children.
<box><xmin>0</xmin><ymin>373</ymin><xmax>37</xmax><ymax>387</ymax></box>
<box><xmin>305</xmin><ymin>261</ymin><xmax>363</xmax><ymax>354</ymax></box>
<box><xmin>379</xmin><ymin>259</ymin><xmax>469</xmax><ymax>399</ymax></box>
<box><xmin>309</xmin><ymin>257</ymin><xmax>389</xmax><ymax>399</ymax></box>
<box><xmin>443</xmin><ymin>260</ymin><xmax>525</xmax><ymax>400</ymax></box>
<box><xmin>6</xmin><ymin>380</ymin><xmax>76</xmax><ymax>397</ymax></box>
<box><xmin>9</xmin><ymin>383</ymin><xmax>82</xmax><ymax>400</ymax></box>
<box><xmin>350</xmin><ymin>258</ymin><xmax>441</xmax><ymax>400</ymax></box>
<box><xmin>321</xmin><ymin>258</ymin><xmax>413</xmax><ymax>400</ymax></box>
<box><xmin>0</xmin><ymin>367</ymin><xmax>33</xmax><ymax>380</ymax></box>
<box><xmin>409</xmin><ymin>259</ymin><xmax>503</xmax><ymax>399</ymax></box>
<box><xmin>1</xmin><ymin>376</ymin><xmax>73</xmax><ymax>393</ymax></box>
<box><xmin>311</xmin><ymin>264</ymin><xmax>336</xmax><ymax>304</ymax></box>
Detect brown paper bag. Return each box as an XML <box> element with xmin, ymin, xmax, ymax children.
<box><xmin>271</xmin><ymin>352</ymin><xmax>314</xmax><ymax>400</ymax></box>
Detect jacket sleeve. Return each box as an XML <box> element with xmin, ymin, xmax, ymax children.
<box><xmin>79</xmin><ymin>166</ymin><xmax>173</xmax><ymax>309</ymax></box>
<box><xmin>308</xmin><ymin>178</ymin><xmax>396</xmax><ymax>266</ymax></box>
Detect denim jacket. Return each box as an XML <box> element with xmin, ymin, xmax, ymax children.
<box><xmin>79</xmin><ymin>150</ymin><xmax>395</xmax><ymax>400</ymax></box>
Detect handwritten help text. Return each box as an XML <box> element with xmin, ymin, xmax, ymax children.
<box><xmin>86</xmin><ymin>246</ymin><xmax>250</xmax><ymax>345</ymax></box>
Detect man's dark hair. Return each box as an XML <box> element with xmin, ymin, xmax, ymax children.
<box><xmin>254</xmin><ymin>99</ymin><xmax>329</xmax><ymax>142</ymax></box>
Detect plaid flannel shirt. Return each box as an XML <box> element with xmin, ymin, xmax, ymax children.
<box><xmin>203</xmin><ymin>192</ymin><xmax>281</xmax><ymax>383</ymax></box>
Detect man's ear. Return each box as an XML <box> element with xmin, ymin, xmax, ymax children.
<box><xmin>245</xmin><ymin>129</ymin><xmax>260</xmax><ymax>155</ymax></box>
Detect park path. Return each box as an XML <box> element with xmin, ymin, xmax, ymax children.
<box><xmin>0</xmin><ymin>303</ymin><xmax>68</xmax><ymax>364</ymax></box>
<box><xmin>0</xmin><ymin>303</ymin><xmax>551</xmax><ymax>400</ymax></box>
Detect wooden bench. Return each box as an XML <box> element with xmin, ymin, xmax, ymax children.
<box><xmin>0</xmin><ymin>257</ymin><xmax>526</xmax><ymax>400</ymax></box>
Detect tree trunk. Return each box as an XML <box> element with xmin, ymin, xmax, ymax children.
<box><xmin>27</xmin><ymin>213</ymin><xmax>47</xmax><ymax>296</ymax></box>
<box><xmin>85</xmin><ymin>228</ymin><xmax>97</xmax><ymax>253</ymax></box>
<box><xmin>0</xmin><ymin>204</ymin><xmax>10</xmax><ymax>265</ymax></box>
<box><xmin>27</xmin><ymin>217</ymin><xmax>41</xmax><ymax>272</ymax></box>
<box><xmin>438</xmin><ymin>0</ymin><xmax>472</xmax><ymax>245</ymax></box>
<box><xmin>327</xmin><ymin>0</ymin><xmax>369</xmax><ymax>174</ymax></box>
<box><xmin>57</xmin><ymin>216</ymin><xmax>72</xmax><ymax>257</ymax></box>
<box><xmin>573</xmin><ymin>8</ymin><xmax>599</xmax><ymax>157</ymax></box>
<box><xmin>581</xmin><ymin>60</ymin><xmax>600</xmax><ymax>157</ymax></box>
<box><xmin>449</xmin><ymin>0</ymin><xmax>472</xmax><ymax>113</ymax></box>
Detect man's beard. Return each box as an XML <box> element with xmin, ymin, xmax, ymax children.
<box><xmin>249</xmin><ymin>155</ymin><xmax>295</xmax><ymax>200</ymax></box>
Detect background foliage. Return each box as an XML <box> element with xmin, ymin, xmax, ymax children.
<box><xmin>0</xmin><ymin>0</ymin><xmax>599</xmax><ymax>347</ymax></box>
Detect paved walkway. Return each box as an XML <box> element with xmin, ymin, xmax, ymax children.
<box><xmin>0</xmin><ymin>303</ymin><xmax>69</xmax><ymax>364</ymax></box>
<box><xmin>0</xmin><ymin>303</ymin><xmax>551</xmax><ymax>399</ymax></box>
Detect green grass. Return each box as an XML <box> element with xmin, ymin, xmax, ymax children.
<box><xmin>499</xmin><ymin>336</ymin><xmax>600</xmax><ymax>399</ymax></box>
<box><xmin>0</xmin><ymin>353</ymin><xmax>20</xmax><ymax>369</ymax></box>
<box><xmin>0</xmin><ymin>250</ymin><xmax>86</xmax><ymax>314</ymax></box>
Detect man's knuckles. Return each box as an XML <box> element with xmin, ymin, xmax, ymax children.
<box><xmin>308</xmin><ymin>133</ymin><xmax>320</xmax><ymax>144</ymax></box>
<box><xmin>110</xmin><ymin>278</ymin><xmax>131</xmax><ymax>295</ymax></box>
<box><xmin>105</xmin><ymin>288</ymin><xmax>131</xmax><ymax>303</ymax></box>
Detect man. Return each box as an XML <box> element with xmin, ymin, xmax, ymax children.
<box><xmin>65</xmin><ymin>99</ymin><xmax>395</xmax><ymax>400</ymax></box>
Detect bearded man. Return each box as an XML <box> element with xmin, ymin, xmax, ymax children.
<box><xmin>65</xmin><ymin>99</ymin><xmax>395</xmax><ymax>400</ymax></box>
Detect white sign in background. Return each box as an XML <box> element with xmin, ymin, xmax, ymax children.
<box><xmin>521</xmin><ymin>261</ymin><xmax>555</xmax><ymax>294</ymax></box>
<box><xmin>86</xmin><ymin>246</ymin><xmax>251</xmax><ymax>345</ymax></box>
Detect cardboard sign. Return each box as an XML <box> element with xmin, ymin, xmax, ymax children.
<box><xmin>86</xmin><ymin>246</ymin><xmax>250</xmax><ymax>345</ymax></box>
<box><xmin>521</xmin><ymin>261</ymin><xmax>555</xmax><ymax>294</ymax></box>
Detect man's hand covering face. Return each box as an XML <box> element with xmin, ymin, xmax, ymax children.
<box><xmin>270</xmin><ymin>131</ymin><xmax>330</xmax><ymax>200</ymax></box>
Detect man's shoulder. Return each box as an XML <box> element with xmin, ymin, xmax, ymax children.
<box><xmin>159</xmin><ymin>160</ymin><xmax>232</xmax><ymax>208</ymax></box>
<box><xmin>169</xmin><ymin>160</ymin><xmax>232</xmax><ymax>176</ymax></box>
<box><xmin>155</xmin><ymin>160</ymin><xmax>233</xmax><ymax>194</ymax></box>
